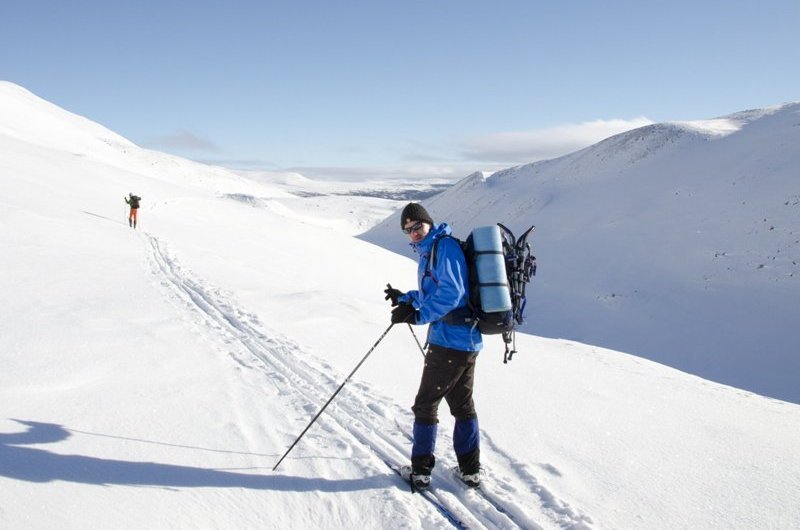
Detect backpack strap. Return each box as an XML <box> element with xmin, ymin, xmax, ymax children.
<box><xmin>425</xmin><ymin>234</ymin><xmax>451</xmax><ymax>275</ymax></box>
<box><xmin>502</xmin><ymin>330</ymin><xmax>516</xmax><ymax>363</ymax></box>
<box><xmin>425</xmin><ymin>235</ymin><xmax>475</xmax><ymax>327</ymax></box>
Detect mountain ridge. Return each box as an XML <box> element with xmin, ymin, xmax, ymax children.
<box><xmin>362</xmin><ymin>101</ymin><xmax>800</xmax><ymax>402</ymax></box>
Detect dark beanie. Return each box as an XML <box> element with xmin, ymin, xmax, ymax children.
<box><xmin>400</xmin><ymin>203</ymin><xmax>434</xmax><ymax>228</ymax></box>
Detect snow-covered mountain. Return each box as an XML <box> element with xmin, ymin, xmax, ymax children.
<box><xmin>2</xmin><ymin>81</ymin><xmax>799</xmax><ymax>529</ymax></box>
<box><xmin>363</xmin><ymin>103</ymin><xmax>800</xmax><ymax>404</ymax></box>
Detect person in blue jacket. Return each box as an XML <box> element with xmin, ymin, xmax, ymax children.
<box><xmin>385</xmin><ymin>202</ymin><xmax>483</xmax><ymax>490</ymax></box>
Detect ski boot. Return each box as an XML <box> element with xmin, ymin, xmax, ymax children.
<box><xmin>453</xmin><ymin>466</ymin><xmax>482</xmax><ymax>488</ymax></box>
<box><xmin>399</xmin><ymin>465</ymin><xmax>431</xmax><ymax>490</ymax></box>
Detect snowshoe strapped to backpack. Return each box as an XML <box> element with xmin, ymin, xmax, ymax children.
<box><xmin>428</xmin><ymin>223</ymin><xmax>537</xmax><ymax>363</ymax></box>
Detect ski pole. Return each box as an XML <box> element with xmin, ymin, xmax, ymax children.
<box><xmin>407</xmin><ymin>324</ymin><xmax>426</xmax><ymax>358</ymax></box>
<box><xmin>272</xmin><ymin>323</ymin><xmax>395</xmax><ymax>471</ymax></box>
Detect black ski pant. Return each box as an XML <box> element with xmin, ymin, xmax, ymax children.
<box><xmin>412</xmin><ymin>344</ymin><xmax>478</xmax><ymax>424</ymax></box>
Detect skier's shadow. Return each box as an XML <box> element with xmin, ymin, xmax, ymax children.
<box><xmin>0</xmin><ymin>419</ymin><xmax>383</xmax><ymax>492</ymax></box>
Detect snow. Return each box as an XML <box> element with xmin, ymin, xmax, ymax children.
<box><xmin>1</xmin><ymin>81</ymin><xmax>799</xmax><ymax>529</ymax></box>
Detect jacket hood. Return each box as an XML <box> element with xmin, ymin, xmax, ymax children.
<box><xmin>410</xmin><ymin>222</ymin><xmax>451</xmax><ymax>254</ymax></box>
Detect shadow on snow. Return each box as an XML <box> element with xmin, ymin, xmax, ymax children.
<box><xmin>1</xmin><ymin>419</ymin><xmax>384</xmax><ymax>492</ymax></box>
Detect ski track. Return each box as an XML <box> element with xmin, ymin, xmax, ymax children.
<box><xmin>146</xmin><ymin>233</ymin><xmax>595</xmax><ymax>530</ymax></box>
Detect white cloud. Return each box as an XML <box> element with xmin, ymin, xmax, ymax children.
<box><xmin>458</xmin><ymin>117</ymin><xmax>654</xmax><ymax>163</ymax></box>
<box><xmin>284</xmin><ymin>164</ymin><xmax>466</xmax><ymax>182</ymax></box>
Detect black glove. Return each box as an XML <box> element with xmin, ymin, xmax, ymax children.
<box><xmin>384</xmin><ymin>283</ymin><xmax>404</xmax><ymax>306</ymax></box>
<box><xmin>391</xmin><ymin>302</ymin><xmax>417</xmax><ymax>324</ymax></box>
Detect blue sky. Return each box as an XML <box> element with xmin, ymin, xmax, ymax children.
<box><xmin>2</xmin><ymin>1</ymin><xmax>798</xmax><ymax>180</ymax></box>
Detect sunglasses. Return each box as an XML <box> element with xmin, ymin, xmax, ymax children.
<box><xmin>402</xmin><ymin>221</ymin><xmax>425</xmax><ymax>235</ymax></box>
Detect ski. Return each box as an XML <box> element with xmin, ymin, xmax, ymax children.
<box><xmin>453</xmin><ymin>467</ymin><xmax>511</xmax><ymax>517</ymax></box>
<box><xmin>394</xmin><ymin>420</ymin><xmax>516</xmax><ymax>522</ymax></box>
<box><xmin>378</xmin><ymin>456</ymin><xmax>468</xmax><ymax>529</ymax></box>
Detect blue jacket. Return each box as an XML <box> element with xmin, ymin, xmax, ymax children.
<box><xmin>401</xmin><ymin>223</ymin><xmax>483</xmax><ymax>353</ymax></box>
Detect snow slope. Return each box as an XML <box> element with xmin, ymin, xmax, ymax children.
<box><xmin>2</xmin><ymin>82</ymin><xmax>799</xmax><ymax>529</ymax></box>
<box><xmin>362</xmin><ymin>103</ymin><xmax>800</xmax><ymax>404</ymax></box>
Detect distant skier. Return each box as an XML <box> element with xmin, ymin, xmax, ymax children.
<box><xmin>385</xmin><ymin>203</ymin><xmax>484</xmax><ymax>490</ymax></box>
<box><xmin>124</xmin><ymin>193</ymin><xmax>141</xmax><ymax>228</ymax></box>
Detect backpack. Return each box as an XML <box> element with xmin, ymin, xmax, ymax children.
<box><xmin>428</xmin><ymin>223</ymin><xmax>537</xmax><ymax>363</ymax></box>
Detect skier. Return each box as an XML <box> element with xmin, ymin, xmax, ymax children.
<box><xmin>124</xmin><ymin>193</ymin><xmax>141</xmax><ymax>228</ymax></box>
<box><xmin>385</xmin><ymin>203</ymin><xmax>483</xmax><ymax>490</ymax></box>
